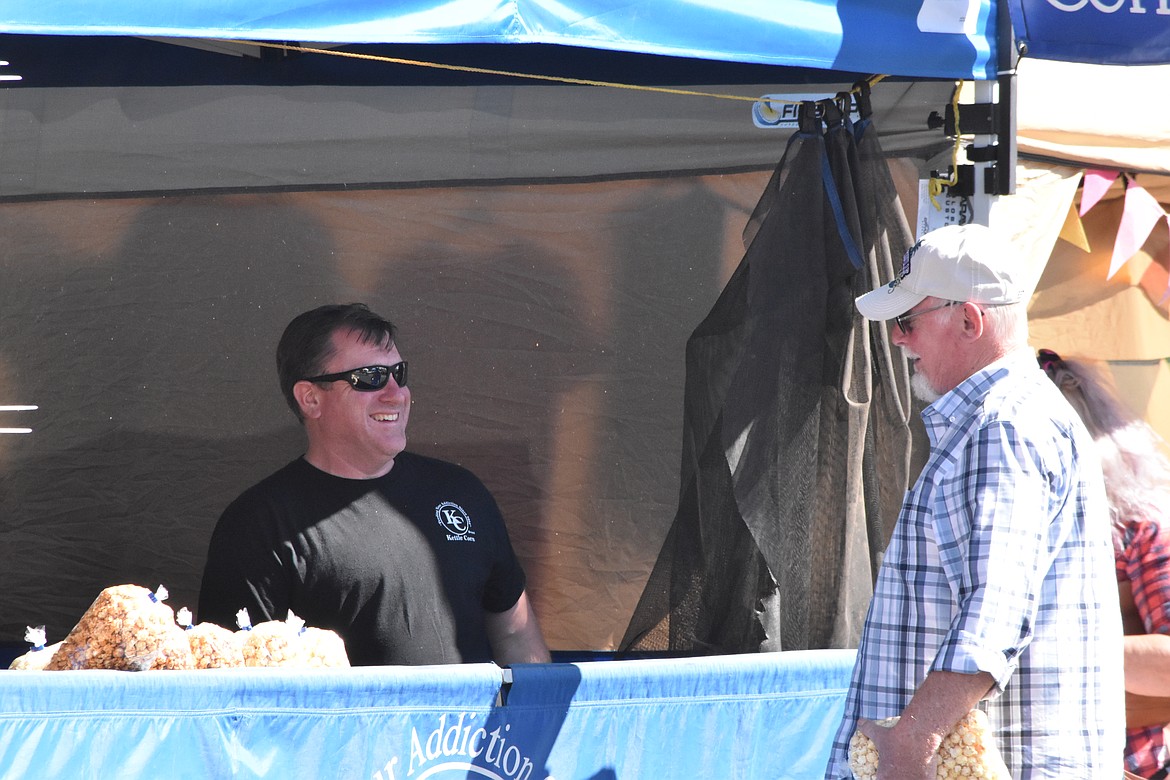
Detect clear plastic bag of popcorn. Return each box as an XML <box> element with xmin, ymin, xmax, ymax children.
<box><xmin>236</xmin><ymin>609</ymin><xmax>310</xmax><ymax>668</ymax></box>
<box><xmin>301</xmin><ymin>626</ymin><xmax>350</xmax><ymax>668</ymax></box>
<box><xmin>176</xmin><ymin>607</ymin><xmax>243</xmax><ymax>669</ymax></box>
<box><xmin>7</xmin><ymin>626</ymin><xmax>62</xmax><ymax>670</ymax></box>
<box><xmin>849</xmin><ymin>709</ymin><xmax>1010</xmax><ymax>780</ymax></box>
<box><xmin>153</xmin><ymin>617</ymin><xmax>197</xmax><ymax>671</ymax></box>
<box><xmin>45</xmin><ymin>584</ymin><xmax>194</xmax><ymax>671</ymax></box>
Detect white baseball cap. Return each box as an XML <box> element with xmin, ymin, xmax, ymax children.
<box><xmin>855</xmin><ymin>224</ymin><xmax>1026</xmax><ymax>321</ymax></box>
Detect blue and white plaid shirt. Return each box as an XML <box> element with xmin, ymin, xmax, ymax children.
<box><xmin>824</xmin><ymin>351</ymin><xmax>1124</xmax><ymax>779</ymax></box>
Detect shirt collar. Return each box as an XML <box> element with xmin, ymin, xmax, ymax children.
<box><xmin>922</xmin><ymin>348</ymin><xmax>1037</xmax><ymax>434</ymax></box>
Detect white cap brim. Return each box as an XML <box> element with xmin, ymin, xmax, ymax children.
<box><xmin>854</xmin><ymin>283</ymin><xmax>926</xmax><ymax>321</ymax></box>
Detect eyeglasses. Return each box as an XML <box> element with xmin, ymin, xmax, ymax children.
<box><xmin>304</xmin><ymin>361</ymin><xmax>408</xmax><ymax>391</ymax></box>
<box><xmin>894</xmin><ymin>300</ymin><xmax>960</xmax><ymax>335</ymax></box>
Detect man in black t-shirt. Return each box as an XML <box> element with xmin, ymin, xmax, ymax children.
<box><xmin>197</xmin><ymin>303</ymin><xmax>550</xmax><ymax>666</ymax></box>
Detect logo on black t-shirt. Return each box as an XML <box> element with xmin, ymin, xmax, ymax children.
<box><xmin>435</xmin><ymin>501</ymin><xmax>476</xmax><ymax>542</ymax></box>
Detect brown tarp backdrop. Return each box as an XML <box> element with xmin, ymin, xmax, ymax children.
<box><xmin>0</xmin><ymin>49</ymin><xmax>953</xmax><ymax>651</ymax></box>
<box><xmin>0</xmin><ymin>175</ymin><xmax>776</xmax><ymax>650</ymax></box>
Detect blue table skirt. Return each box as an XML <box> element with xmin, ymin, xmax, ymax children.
<box><xmin>0</xmin><ymin>649</ymin><xmax>854</xmax><ymax>779</ymax></box>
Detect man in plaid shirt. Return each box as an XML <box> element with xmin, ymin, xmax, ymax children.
<box><xmin>824</xmin><ymin>224</ymin><xmax>1124</xmax><ymax>779</ymax></box>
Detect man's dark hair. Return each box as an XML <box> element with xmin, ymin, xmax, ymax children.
<box><xmin>276</xmin><ymin>303</ymin><xmax>397</xmax><ymax>421</ymax></box>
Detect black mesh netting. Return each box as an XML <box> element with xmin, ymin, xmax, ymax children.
<box><xmin>621</xmin><ymin>84</ymin><xmax>914</xmax><ymax>655</ymax></box>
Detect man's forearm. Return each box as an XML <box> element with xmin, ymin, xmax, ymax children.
<box><xmin>880</xmin><ymin>670</ymin><xmax>996</xmax><ymax>778</ymax></box>
<box><xmin>1125</xmin><ymin>633</ymin><xmax>1170</xmax><ymax>696</ymax></box>
<box><xmin>485</xmin><ymin>591</ymin><xmax>551</xmax><ymax>665</ymax></box>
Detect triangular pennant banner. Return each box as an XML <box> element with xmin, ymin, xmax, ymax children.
<box><xmin>1080</xmin><ymin>169</ymin><xmax>1119</xmax><ymax>217</ymax></box>
<box><xmin>1108</xmin><ymin>179</ymin><xmax>1167</xmax><ymax>280</ymax></box>
<box><xmin>1059</xmin><ymin>199</ymin><xmax>1090</xmax><ymax>252</ymax></box>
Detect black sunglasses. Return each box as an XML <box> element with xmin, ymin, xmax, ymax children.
<box><xmin>894</xmin><ymin>300</ymin><xmax>960</xmax><ymax>335</ymax></box>
<box><xmin>304</xmin><ymin>361</ymin><xmax>408</xmax><ymax>391</ymax></box>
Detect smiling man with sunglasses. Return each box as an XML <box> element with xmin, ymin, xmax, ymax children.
<box><xmin>823</xmin><ymin>225</ymin><xmax>1123</xmax><ymax>779</ymax></box>
<box><xmin>197</xmin><ymin>303</ymin><xmax>550</xmax><ymax>667</ymax></box>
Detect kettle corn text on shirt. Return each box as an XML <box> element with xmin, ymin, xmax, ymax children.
<box><xmin>197</xmin><ymin>452</ymin><xmax>527</xmax><ymax>666</ymax></box>
<box><xmin>824</xmin><ymin>352</ymin><xmax>1124</xmax><ymax>779</ymax></box>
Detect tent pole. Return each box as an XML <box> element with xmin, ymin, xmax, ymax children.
<box><xmin>967</xmin><ymin>0</ymin><xmax>1018</xmax><ymax>227</ymax></box>
<box><xmin>993</xmin><ymin>0</ymin><xmax>1018</xmax><ymax>196</ymax></box>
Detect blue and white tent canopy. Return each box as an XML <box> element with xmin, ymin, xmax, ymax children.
<box><xmin>4</xmin><ymin>1</ymin><xmax>1168</xmax><ymax>77</ymax></box>
<box><xmin>1</xmin><ymin>0</ymin><xmax>1000</xmax><ymax>79</ymax></box>
<box><xmin>1007</xmin><ymin>0</ymin><xmax>1170</xmax><ymax>66</ymax></box>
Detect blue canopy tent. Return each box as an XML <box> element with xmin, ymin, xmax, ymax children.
<box><xmin>0</xmin><ymin>0</ymin><xmax>1000</xmax><ymax>78</ymax></box>
<box><xmin>4</xmin><ymin>0</ymin><xmax>1164</xmax><ymax>72</ymax></box>
<box><xmin>1007</xmin><ymin>0</ymin><xmax>1170</xmax><ymax>66</ymax></box>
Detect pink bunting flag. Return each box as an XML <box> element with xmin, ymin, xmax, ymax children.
<box><xmin>1080</xmin><ymin>169</ymin><xmax>1119</xmax><ymax>216</ymax></box>
<box><xmin>1108</xmin><ymin>179</ymin><xmax>1168</xmax><ymax>280</ymax></box>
